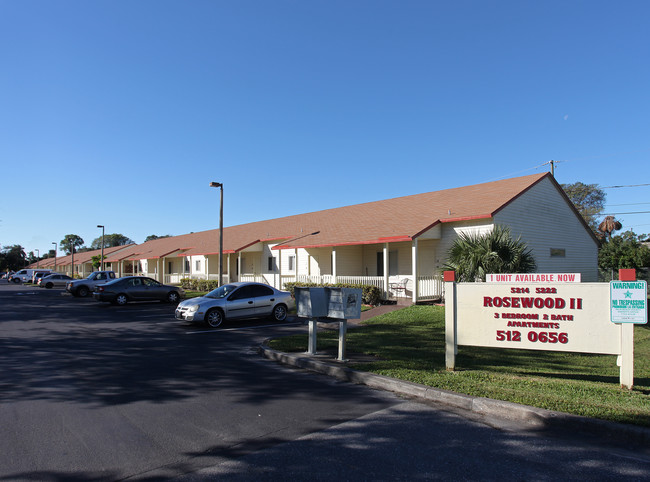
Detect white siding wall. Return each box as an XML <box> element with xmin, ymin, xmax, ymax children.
<box><xmin>436</xmin><ymin>221</ymin><xmax>495</xmax><ymax>272</ymax></box>
<box><xmin>494</xmin><ymin>177</ymin><xmax>598</xmax><ymax>281</ymax></box>
<box><xmin>336</xmin><ymin>246</ymin><xmax>363</xmax><ymax>276</ymax></box>
<box><xmin>362</xmin><ymin>245</ymin><xmax>380</xmax><ymax>275</ymax></box>
<box><xmin>417</xmin><ymin>239</ymin><xmax>437</xmax><ymax>275</ymax></box>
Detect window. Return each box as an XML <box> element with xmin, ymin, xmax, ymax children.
<box><xmin>268</xmin><ymin>256</ymin><xmax>276</xmax><ymax>271</ymax></box>
<box><xmin>184</xmin><ymin>259</ymin><xmax>190</xmax><ymax>272</ymax></box>
<box><xmin>288</xmin><ymin>255</ymin><xmax>295</xmax><ymax>271</ymax></box>
<box><xmin>195</xmin><ymin>260</ymin><xmax>201</xmax><ymax>271</ymax></box>
<box><xmin>550</xmin><ymin>248</ymin><xmax>566</xmax><ymax>257</ymax></box>
<box><xmin>168</xmin><ymin>262</ymin><xmax>173</xmax><ymax>273</ymax></box>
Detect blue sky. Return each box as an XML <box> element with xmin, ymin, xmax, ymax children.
<box><xmin>1</xmin><ymin>0</ymin><xmax>649</xmax><ymax>256</ymax></box>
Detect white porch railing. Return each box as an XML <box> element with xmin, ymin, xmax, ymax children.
<box><xmin>161</xmin><ymin>271</ymin><xmax>444</xmax><ymax>302</ymax></box>
<box><xmin>417</xmin><ymin>275</ymin><xmax>443</xmax><ymax>300</ymax></box>
<box><xmin>240</xmin><ymin>274</ymin><xmax>268</xmax><ymax>284</ymax></box>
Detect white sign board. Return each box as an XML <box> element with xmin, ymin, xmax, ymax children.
<box><xmin>610</xmin><ymin>280</ymin><xmax>647</xmax><ymax>324</ymax></box>
<box><xmin>455</xmin><ymin>283</ymin><xmax>620</xmax><ymax>354</ymax></box>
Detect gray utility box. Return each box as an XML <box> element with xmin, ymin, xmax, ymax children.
<box><xmin>295</xmin><ymin>287</ymin><xmax>362</xmax><ymax>319</ymax></box>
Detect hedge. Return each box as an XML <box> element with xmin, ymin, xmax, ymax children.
<box><xmin>283</xmin><ymin>281</ymin><xmax>382</xmax><ymax>306</ymax></box>
<box><xmin>180</xmin><ymin>279</ymin><xmax>383</xmax><ymax>306</ymax></box>
<box><xmin>180</xmin><ymin>278</ymin><xmax>220</xmax><ymax>292</ymax></box>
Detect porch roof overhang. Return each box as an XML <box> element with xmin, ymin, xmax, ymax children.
<box><xmin>180</xmin><ymin>236</ymin><xmax>293</xmax><ymax>257</ymax></box>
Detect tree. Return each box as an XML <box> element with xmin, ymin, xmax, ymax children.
<box><xmin>561</xmin><ymin>182</ymin><xmax>606</xmax><ymax>232</ymax></box>
<box><xmin>442</xmin><ymin>226</ymin><xmax>537</xmax><ymax>282</ymax></box>
<box><xmin>598</xmin><ymin>230</ymin><xmax>650</xmax><ymax>274</ymax></box>
<box><xmin>90</xmin><ymin>233</ymin><xmax>134</xmax><ymax>249</ymax></box>
<box><xmin>91</xmin><ymin>254</ymin><xmax>106</xmax><ymax>271</ymax></box>
<box><xmin>60</xmin><ymin>234</ymin><xmax>85</xmax><ymax>255</ymax></box>
<box><xmin>144</xmin><ymin>234</ymin><xmax>172</xmax><ymax>242</ymax></box>
<box><xmin>598</xmin><ymin>216</ymin><xmax>622</xmax><ymax>241</ymax></box>
<box><xmin>26</xmin><ymin>251</ymin><xmax>38</xmax><ymax>265</ymax></box>
<box><xmin>0</xmin><ymin>245</ymin><xmax>27</xmax><ymax>271</ymax></box>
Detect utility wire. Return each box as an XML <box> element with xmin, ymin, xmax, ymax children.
<box><xmin>602</xmin><ymin>183</ymin><xmax>650</xmax><ymax>189</ymax></box>
<box><xmin>607</xmin><ymin>202</ymin><xmax>650</xmax><ymax>206</ymax></box>
<box><xmin>601</xmin><ymin>211</ymin><xmax>650</xmax><ymax>215</ymax></box>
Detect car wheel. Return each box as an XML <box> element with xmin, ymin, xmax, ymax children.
<box><xmin>166</xmin><ymin>291</ymin><xmax>180</xmax><ymax>303</ymax></box>
<box><xmin>13</xmin><ymin>278</ymin><xmax>20</xmax><ymax>284</ymax></box>
<box><xmin>77</xmin><ymin>286</ymin><xmax>89</xmax><ymax>297</ymax></box>
<box><xmin>45</xmin><ymin>282</ymin><xmax>53</xmax><ymax>289</ymax></box>
<box><xmin>272</xmin><ymin>304</ymin><xmax>288</xmax><ymax>322</ymax></box>
<box><xmin>205</xmin><ymin>309</ymin><xmax>224</xmax><ymax>328</ymax></box>
<box><xmin>115</xmin><ymin>294</ymin><xmax>128</xmax><ymax>306</ymax></box>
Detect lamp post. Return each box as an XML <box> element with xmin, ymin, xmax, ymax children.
<box><xmin>35</xmin><ymin>249</ymin><xmax>40</xmax><ymax>269</ymax></box>
<box><xmin>97</xmin><ymin>225</ymin><xmax>105</xmax><ymax>271</ymax></box>
<box><xmin>52</xmin><ymin>242</ymin><xmax>57</xmax><ymax>271</ymax></box>
<box><xmin>209</xmin><ymin>182</ymin><xmax>224</xmax><ymax>286</ymax></box>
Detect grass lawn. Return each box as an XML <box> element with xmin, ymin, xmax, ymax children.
<box><xmin>268</xmin><ymin>305</ymin><xmax>650</xmax><ymax>427</ymax></box>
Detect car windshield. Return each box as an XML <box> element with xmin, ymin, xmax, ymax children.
<box><xmin>205</xmin><ymin>284</ymin><xmax>237</xmax><ymax>299</ymax></box>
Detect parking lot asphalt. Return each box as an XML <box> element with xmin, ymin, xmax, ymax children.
<box><xmin>3</xmin><ymin>280</ymin><xmax>650</xmax><ymax>480</ymax></box>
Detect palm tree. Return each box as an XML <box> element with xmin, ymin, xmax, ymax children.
<box><xmin>442</xmin><ymin>225</ymin><xmax>537</xmax><ymax>282</ymax></box>
<box><xmin>598</xmin><ymin>216</ymin><xmax>622</xmax><ymax>241</ymax></box>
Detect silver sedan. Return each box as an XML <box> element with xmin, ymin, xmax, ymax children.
<box><xmin>37</xmin><ymin>273</ymin><xmax>73</xmax><ymax>289</ymax></box>
<box><xmin>175</xmin><ymin>282</ymin><xmax>294</xmax><ymax>328</ymax></box>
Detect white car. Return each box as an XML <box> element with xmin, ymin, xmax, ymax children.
<box><xmin>175</xmin><ymin>282</ymin><xmax>294</xmax><ymax>328</ymax></box>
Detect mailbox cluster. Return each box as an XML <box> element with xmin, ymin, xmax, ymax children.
<box><xmin>295</xmin><ymin>287</ymin><xmax>362</xmax><ymax>319</ymax></box>
<box><xmin>294</xmin><ymin>287</ymin><xmax>363</xmax><ymax>361</ymax></box>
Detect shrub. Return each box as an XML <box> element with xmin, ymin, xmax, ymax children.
<box><xmin>180</xmin><ymin>278</ymin><xmax>220</xmax><ymax>292</ymax></box>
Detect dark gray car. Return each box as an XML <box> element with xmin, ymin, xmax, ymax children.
<box><xmin>92</xmin><ymin>276</ymin><xmax>185</xmax><ymax>305</ymax></box>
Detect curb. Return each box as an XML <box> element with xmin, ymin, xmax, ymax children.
<box><xmin>259</xmin><ymin>343</ymin><xmax>650</xmax><ymax>450</ymax></box>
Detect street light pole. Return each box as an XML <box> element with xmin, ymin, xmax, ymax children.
<box><xmin>52</xmin><ymin>242</ymin><xmax>57</xmax><ymax>271</ymax></box>
<box><xmin>209</xmin><ymin>182</ymin><xmax>224</xmax><ymax>286</ymax></box>
<box><xmin>97</xmin><ymin>225</ymin><xmax>105</xmax><ymax>271</ymax></box>
<box><xmin>35</xmin><ymin>249</ymin><xmax>40</xmax><ymax>269</ymax></box>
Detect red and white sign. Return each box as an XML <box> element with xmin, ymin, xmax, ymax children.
<box><xmin>455</xmin><ymin>282</ymin><xmax>618</xmax><ymax>354</ymax></box>
<box><xmin>445</xmin><ymin>274</ymin><xmax>636</xmax><ymax>388</ymax></box>
<box><xmin>485</xmin><ymin>273</ymin><xmax>581</xmax><ymax>283</ymax></box>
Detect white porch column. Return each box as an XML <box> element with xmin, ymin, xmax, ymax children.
<box><xmin>383</xmin><ymin>243</ymin><xmax>389</xmax><ymax>299</ymax></box>
<box><xmin>332</xmin><ymin>247</ymin><xmax>337</xmax><ymax>284</ymax></box>
<box><xmin>277</xmin><ymin>250</ymin><xmax>282</xmax><ymax>290</ymax></box>
<box><xmin>295</xmin><ymin>248</ymin><xmax>298</xmax><ymax>282</ymax></box>
<box><xmin>238</xmin><ymin>252</ymin><xmax>242</xmax><ymax>281</ymax></box>
<box><xmin>205</xmin><ymin>255</ymin><xmax>209</xmax><ymax>281</ymax></box>
<box><xmin>157</xmin><ymin>259</ymin><xmax>161</xmax><ymax>282</ymax></box>
<box><xmin>227</xmin><ymin>253</ymin><xmax>231</xmax><ymax>283</ymax></box>
<box><xmin>412</xmin><ymin>238</ymin><xmax>419</xmax><ymax>303</ymax></box>
<box><xmin>162</xmin><ymin>257</ymin><xmax>166</xmax><ymax>283</ymax></box>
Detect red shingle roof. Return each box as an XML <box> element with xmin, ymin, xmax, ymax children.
<box><xmin>103</xmin><ymin>172</ymin><xmax>560</xmax><ymax>260</ymax></box>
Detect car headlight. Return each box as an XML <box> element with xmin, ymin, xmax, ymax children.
<box><xmin>186</xmin><ymin>304</ymin><xmax>199</xmax><ymax>313</ymax></box>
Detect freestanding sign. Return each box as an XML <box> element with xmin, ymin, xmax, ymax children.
<box><xmin>444</xmin><ymin>271</ymin><xmax>645</xmax><ymax>389</ymax></box>
<box><xmin>610</xmin><ymin>280</ymin><xmax>647</xmax><ymax>324</ymax></box>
